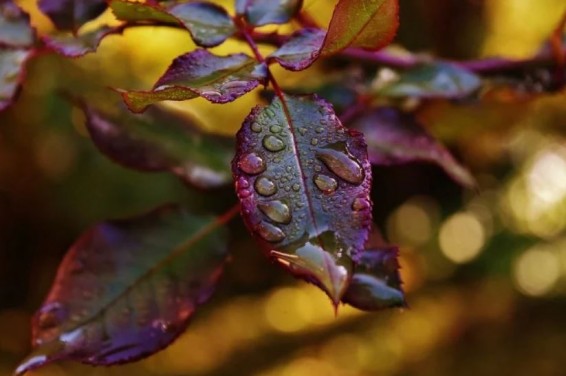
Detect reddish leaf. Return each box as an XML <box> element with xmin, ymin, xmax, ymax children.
<box><xmin>15</xmin><ymin>205</ymin><xmax>229</xmax><ymax>375</ymax></box>
<box><xmin>109</xmin><ymin>0</ymin><xmax>235</xmax><ymax>48</ymax></box>
<box><xmin>267</xmin><ymin>28</ymin><xmax>325</xmax><ymax>71</ymax></box>
<box><xmin>0</xmin><ymin>48</ymin><xmax>31</xmax><ymax>112</ymax></box>
<box><xmin>321</xmin><ymin>0</ymin><xmax>399</xmax><ymax>57</ymax></box>
<box><xmin>352</xmin><ymin>107</ymin><xmax>476</xmax><ymax>188</ymax></box>
<box><xmin>232</xmin><ymin>94</ymin><xmax>372</xmax><ymax>305</ymax></box>
<box><xmin>236</xmin><ymin>0</ymin><xmax>303</xmax><ymax>27</ymax></box>
<box><xmin>80</xmin><ymin>101</ymin><xmax>234</xmax><ymax>189</ymax></box>
<box><xmin>0</xmin><ymin>1</ymin><xmax>35</xmax><ymax>48</ymax></box>
<box><xmin>119</xmin><ymin>49</ymin><xmax>267</xmax><ymax>113</ymax></box>
<box><xmin>42</xmin><ymin>26</ymin><xmax>123</xmax><ymax>58</ymax></box>
<box><xmin>38</xmin><ymin>0</ymin><xmax>107</xmax><ymax>32</ymax></box>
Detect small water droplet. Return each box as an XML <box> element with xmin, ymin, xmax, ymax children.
<box><xmin>259</xmin><ymin>200</ymin><xmax>292</xmax><ymax>224</ymax></box>
<box><xmin>37</xmin><ymin>302</ymin><xmax>66</xmax><ymax>330</ymax></box>
<box><xmin>314</xmin><ymin>174</ymin><xmax>338</xmax><ymax>193</ymax></box>
<box><xmin>315</xmin><ymin>127</ymin><xmax>324</xmax><ymax>133</ymax></box>
<box><xmin>251</xmin><ymin>122</ymin><xmax>262</xmax><ymax>132</ymax></box>
<box><xmin>255</xmin><ymin>221</ymin><xmax>286</xmax><ymax>242</ymax></box>
<box><xmin>311</xmin><ymin>138</ymin><xmax>319</xmax><ymax>146</ymax></box>
<box><xmin>299</xmin><ymin>128</ymin><xmax>307</xmax><ymax>136</ymax></box>
<box><xmin>270</xmin><ymin>125</ymin><xmax>282</xmax><ymax>133</ymax></box>
<box><xmin>352</xmin><ymin>197</ymin><xmax>370</xmax><ymax>211</ymax></box>
<box><xmin>316</xmin><ymin>147</ymin><xmax>364</xmax><ymax>185</ymax></box>
<box><xmin>292</xmin><ymin>183</ymin><xmax>300</xmax><ymax>192</ymax></box>
<box><xmin>263</xmin><ymin>135</ymin><xmax>285</xmax><ymax>152</ymax></box>
<box><xmin>255</xmin><ymin>176</ymin><xmax>277</xmax><ymax>196</ymax></box>
<box><xmin>239</xmin><ymin>153</ymin><xmax>266</xmax><ymax>175</ymax></box>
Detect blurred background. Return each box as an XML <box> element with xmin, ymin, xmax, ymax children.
<box><xmin>1</xmin><ymin>0</ymin><xmax>566</xmax><ymax>375</ymax></box>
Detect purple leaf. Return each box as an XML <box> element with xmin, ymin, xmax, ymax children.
<box><xmin>352</xmin><ymin>107</ymin><xmax>476</xmax><ymax>188</ymax></box>
<box><xmin>267</xmin><ymin>28</ymin><xmax>325</xmax><ymax>71</ymax></box>
<box><xmin>38</xmin><ymin>0</ymin><xmax>107</xmax><ymax>32</ymax></box>
<box><xmin>42</xmin><ymin>26</ymin><xmax>123</xmax><ymax>58</ymax></box>
<box><xmin>119</xmin><ymin>49</ymin><xmax>267</xmax><ymax>113</ymax></box>
<box><xmin>342</xmin><ymin>238</ymin><xmax>405</xmax><ymax>311</ymax></box>
<box><xmin>236</xmin><ymin>0</ymin><xmax>303</xmax><ymax>26</ymax></box>
<box><xmin>232</xmin><ymin>94</ymin><xmax>373</xmax><ymax>306</ymax></box>
<box><xmin>0</xmin><ymin>1</ymin><xmax>35</xmax><ymax>48</ymax></box>
<box><xmin>80</xmin><ymin>101</ymin><xmax>234</xmax><ymax>189</ymax></box>
<box><xmin>0</xmin><ymin>48</ymin><xmax>31</xmax><ymax>112</ymax></box>
<box><xmin>378</xmin><ymin>63</ymin><xmax>482</xmax><ymax>99</ymax></box>
<box><xmin>15</xmin><ymin>205</ymin><xmax>229</xmax><ymax>375</ymax></box>
<box><xmin>109</xmin><ymin>0</ymin><xmax>235</xmax><ymax>47</ymax></box>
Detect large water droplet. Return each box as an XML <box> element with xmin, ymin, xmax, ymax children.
<box><xmin>270</xmin><ymin>125</ymin><xmax>282</xmax><ymax>133</ymax></box>
<box><xmin>239</xmin><ymin>153</ymin><xmax>266</xmax><ymax>175</ymax></box>
<box><xmin>316</xmin><ymin>147</ymin><xmax>364</xmax><ymax>184</ymax></box>
<box><xmin>36</xmin><ymin>302</ymin><xmax>66</xmax><ymax>330</ymax></box>
<box><xmin>255</xmin><ymin>221</ymin><xmax>286</xmax><ymax>242</ymax></box>
<box><xmin>255</xmin><ymin>176</ymin><xmax>277</xmax><ymax>196</ymax></box>
<box><xmin>314</xmin><ymin>174</ymin><xmax>338</xmax><ymax>193</ymax></box>
<box><xmin>263</xmin><ymin>135</ymin><xmax>285</xmax><ymax>152</ymax></box>
<box><xmin>259</xmin><ymin>200</ymin><xmax>292</xmax><ymax>224</ymax></box>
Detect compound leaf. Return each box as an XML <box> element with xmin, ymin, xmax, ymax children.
<box><xmin>321</xmin><ymin>0</ymin><xmax>399</xmax><ymax>57</ymax></box>
<box><xmin>38</xmin><ymin>0</ymin><xmax>107</xmax><ymax>32</ymax></box>
<box><xmin>236</xmin><ymin>0</ymin><xmax>303</xmax><ymax>27</ymax></box>
<box><xmin>80</xmin><ymin>101</ymin><xmax>234</xmax><ymax>189</ymax></box>
<box><xmin>353</xmin><ymin>107</ymin><xmax>476</xmax><ymax>188</ymax></box>
<box><xmin>232</xmin><ymin>94</ymin><xmax>372</xmax><ymax>305</ymax></box>
<box><xmin>0</xmin><ymin>1</ymin><xmax>34</xmax><ymax>48</ymax></box>
<box><xmin>119</xmin><ymin>49</ymin><xmax>267</xmax><ymax>113</ymax></box>
<box><xmin>15</xmin><ymin>205</ymin><xmax>229</xmax><ymax>375</ymax></box>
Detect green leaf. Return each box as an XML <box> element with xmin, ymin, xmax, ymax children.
<box><xmin>0</xmin><ymin>48</ymin><xmax>31</xmax><ymax>112</ymax></box>
<box><xmin>119</xmin><ymin>49</ymin><xmax>267</xmax><ymax>113</ymax></box>
<box><xmin>0</xmin><ymin>1</ymin><xmax>34</xmax><ymax>48</ymax></box>
<box><xmin>15</xmin><ymin>205</ymin><xmax>229</xmax><ymax>375</ymax></box>
<box><xmin>80</xmin><ymin>101</ymin><xmax>234</xmax><ymax>189</ymax></box>
<box><xmin>109</xmin><ymin>0</ymin><xmax>178</xmax><ymax>24</ymax></box>
<box><xmin>321</xmin><ymin>0</ymin><xmax>399</xmax><ymax>57</ymax></box>
<box><xmin>42</xmin><ymin>26</ymin><xmax>122</xmax><ymax>58</ymax></box>
<box><xmin>232</xmin><ymin>94</ymin><xmax>373</xmax><ymax>305</ymax></box>
<box><xmin>378</xmin><ymin>63</ymin><xmax>482</xmax><ymax>99</ymax></box>
<box><xmin>236</xmin><ymin>0</ymin><xmax>303</xmax><ymax>26</ymax></box>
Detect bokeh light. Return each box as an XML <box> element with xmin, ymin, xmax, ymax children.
<box><xmin>513</xmin><ymin>245</ymin><xmax>561</xmax><ymax>296</ymax></box>
<box><xmin>439</xmin><ymin>212</ymin><xmax>486</xmax><ymax>264</ymax></box>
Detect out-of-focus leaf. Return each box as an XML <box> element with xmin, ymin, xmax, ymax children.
<box><xmin>119</xmin><ymin>49</ymin><xmax>268</xmax><ymax>113</ymax></box>
<box><xmin>353</xmin><ymin>107</ymin><xmax>476</xmax><ymax>188</ymax></box>
<box><xmin>0</xmin><ymin>1</ymin><xmax>34</xmax><ymax>48</ymax></box>
<box><xmin>378</xmin><ymin>63</ymin><xmax>482</xmax><ymax>99</ymax></box>
<box><xmin>109</xmin><ymin>0</ymin><xmax>235</xmax><ymax>47</ymax></box>
<box><xmin>80</xmin><ymin>101</ymin><xmax>234</xmax><ymax>189</ymax></box>
<box><xmin>342</xmin><ymin>230</ymin><xmax>404</xmax><ymax>311</ymax></box>
<box><xmin>321</xmin><ymin>0</ymin><xmax>399</xmax><ymax>57</ymax></box>
<box><xmin>236</xmin><ymin>0</ymin><xmax>302</xmax><ymax>26</ymax></box>
<box><xmin>38</xmin><ymin>0</ymin><xmax>107</xmax><ymax>32</ymax></box>
<box><xmin>0</xmin><ymin>48</ymin><xmax>31</xmax><ymax>112</ymax></box>
<box><xmin>42</xmin><ymin>26</ymin><xmax>123</xmax><ymax>57</ymax></box>
<box><xmin>15</xmin><ymin>205</ymin><xmax>229</xmax><ymax>375</ymax></box>
<box><xmin>268</xmin><ymin>28</ymin><xmax>325</xmax><ymax>71</ymax></box>
<box><xmin>232</xmin><ymin>94</ymin><xmax>372</xmax><ymax>305</ymax></box>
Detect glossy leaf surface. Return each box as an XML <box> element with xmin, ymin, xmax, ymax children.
<box><xmin>342</xmin><ymin>231</ymin><xmax>404</xmax><ymax>311</ymax></box>
<box><xmin>43</xmin><ymin>27</ymin><xmax>122</xmax><ymax>57</ymax></box>
<box><xmin>321</xmin><ymin>0</ymin><xmax>399</xmax><ymax>56</ymax></box>
<box><xmin>38</xmin><ymin>0</ymin><xmax>107</xmax><ymax>32</ymax></box>
<box><xmin>15</xmin><ymin>205</ymin><xmax>229</xmax><ymax>375</ymax></box>
<box><xmin>232</xmin><ymin>94</ymin><xmax>372</xmax><ymax>305</ymax></box>
<box><xmin>378</xmin><ymin>63</ymin><xmax>482</xmax><ymax>98</ymax></box>
<box><xmin>0</xmin><ymin>1</ymin><xmax>34</xmax><ymax>48</ymax></box>
<box><xmin>268</xmin><ymin>28</ymin><xmax>325</xmax><ymax>71</ymax></box>
<box><xmin>353</xmin><ymin>107</ymin><xmax>476</xmax><ymax>188</ymax></box>
<box><xmin>109</xmin><ymin>0</ymin><xmax>235</xmax><ymax>47</ymax></box>
<box><xmin>120</xmin><ymin>49</ymin><xmax>267</xmax><ymax>113</ymax></box>
<box><xmin>81</xmin><ymin>101</ymin><xmax>234</xmax><ymax>189</ymax></box>
<box><xmin>0</xmin><ymin>48</ymin><xmax>30</xmax><ymax>112</ymax></box>
<box><xmin>236</xmin><ymin>0</ymin><xmax>302</xmax><ymax>26</ymax></box>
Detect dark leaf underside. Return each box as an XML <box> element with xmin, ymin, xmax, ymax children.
<box><xmin>236</xmin><ymin>0</ymin><xmax>303</xmax><ymax>27</ymax></box>
<box><xmin>0</xmin><ymin>1</ymin><xmax>34</xmax><ymax>48</ymax></box>
<box><xmin>38</xmin><ymin>0</ymin><xmax>107</xmax><ymax>32</ymax></box>
<box><xmin>0</xmin><ymin>48</ymin><xmax>31</xmax><ymax>112</ymax></box>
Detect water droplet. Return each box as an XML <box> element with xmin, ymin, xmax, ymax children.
<box><xmin>255</xmin><ymin>221</ymin><xmax>286</xmax><ymax>242</ymax></box>
<box><xmin>37</xmin><ymin>302</ymin><xmax>66</xmax><ymax>330</ymax></box>
<box><xmin>299</xmin><ymin>128</ymin><xmax>307</xmax><ymax>136</ymax></box>
<box><xmin>292</xmin><ymin>183</ymin><xmax>300</xmax><ymax>192</ymax></box>
<box><xmin>311</xmin><ymin>138</ymin><xmax>319</xmax><ymax>146</ymax></box>
<box><xmin>259</xmin><ymin>200</ymin><xmax>292</xmax><ymax>224</ymax></box>
<box><xmin>352</xmin><ymin>197</ymin><xmax>370</xmax><ymax>211</ymax></box>
<box><xmin>255</xmin><ymin>176</ymin><xmax>277</xmax><ymax>196</ymax></box>
<box><xmin>251</xmin><ymin>122</ymin><xmax>262</xmax><ymax>133</ymax></box>
<box><xmin>314</xmin><ymin>174</ymin><xmax>338</xmax><ymax>193</ymax></box>
<box><xmin>315</xmin><ymin>127</ymin><xmax>324</xmax><ymax>133</ymax></box>
<box><xmin>239</xmin><ymin>153</ymin><xmax>266</xmax><ymax>175</ymax></box>
<box><xmin>316</xmin><ymin>148</ymin><xmax>364</xmax><ymax>184</ymax></box>
<box><xmin>270</xmin><ymin>125</ymin><xmax>282</xmax><ymax>133</ymax></box>
<box><xmin>263</xmin><ymin>135</ymin><xmax>285</xmax><ymax>152</ymax></box>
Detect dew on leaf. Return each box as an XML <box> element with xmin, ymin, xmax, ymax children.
<box><xmin>263</xmin><ymin>135</ymin><xmax>285</xmax><ymax>152</ymax></box>
<box><xmin>255</xmin><ymin>176</ymin><xmax>277</xmax><ymax>196</ymax></box>
<box><xmin>270</xmin><ymin>125</ymin><xmax>282</xmax><ymax>133</ymax></box>
<box><xmin>238</xmin><ymin>153</ymin><xmax>266</xmax><ymax>175</ymax></box>
<box><xmin>314</xmin><ymin>174</ymin><xmax>338</xmax><ymax>193</ymax></box>
<box><xmin>316</xmin><ymin>146</ymin><xmax>364</xmax><ymax>185</ymax></box>
<box><xmin>352</xmin><ymin>197</ymin><xmax>370</xmax><ymax>211</ymax></box>
<box><xmin>291</xmin><ymin>183</ymin><xmax>300</xmax><ymax>192</ymax></box>
<box><xmin>251</xmin><ymin>122</ymin><xmax>262</xmax><ymax>133</ymax></box>
<box><xmin>255</xmin><ymin>221</ymin><xmax>286</xmax><ymax>242</ymax></box>
<box><xmin>258</xmin><ymin>200</ymin><xmax>292</xmax><ymax>224</ymax></box>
